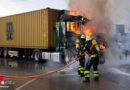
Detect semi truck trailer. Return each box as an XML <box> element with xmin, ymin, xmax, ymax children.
<box><xmin>0</xmin><ymin>8</ymin><xmax>90</xmax><ymax>63</ymax></box>
<box><xmin>0</xmin><ymin>8</ymin><xmax>63</xmax><ymax>61</ymax></box>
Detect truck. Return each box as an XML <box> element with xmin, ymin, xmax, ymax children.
<box><xmin>0</xmin><ymin>8</ymin><xmax>60</xmax><ymax>61</ymax></box>
<box><xmin>0</xmin><ymin>8</ymin><xmax>90</xmax><ymax>63</ymax></box>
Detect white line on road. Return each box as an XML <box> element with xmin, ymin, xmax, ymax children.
<box><xmin>15</xmin><ymin>79</ymin><xmax>36</xmax><ymax>90</ymax></box>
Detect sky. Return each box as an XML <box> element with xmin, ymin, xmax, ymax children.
<box><xmin>0</xmin><ymin>0</ymin><xmax>68</xmax><ymax>17</ymax></box>
<box><xmin>0</xmin><ymin>0</ymin><xmax>130</xmax><ymax>26</ymax></box>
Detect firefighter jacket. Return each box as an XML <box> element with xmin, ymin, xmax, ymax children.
<box><xmin>78</xmin><ymin>41</ymin><xmax>87</xmax><ymax>57</ymax></box>
<box><xmin>78</xmin><ymin>40</ymin><xmax>99</xmax><ymax>57</ymax></box>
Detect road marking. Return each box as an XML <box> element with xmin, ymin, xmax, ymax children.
<box><xmin>15</xmin><ymin>79</ymin><xmax>36</xmax><ymax>90</ymax></box>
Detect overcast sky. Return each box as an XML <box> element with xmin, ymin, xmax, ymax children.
<box><xmin>0</xmin><ymin>0</ymin><xmax>130</xmax><ymax>26</ymax></box>
<box><xmin>0</xmin><ymin>0</ymin><xmax>68</xmax><ymax>17</ymax></box>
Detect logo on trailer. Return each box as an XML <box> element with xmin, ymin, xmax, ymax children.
<box><xmin>0</xmin><ymin>76</ymin><xmax>5</xmax><ymax>86</ymax></box>
<box><xmin>6</xmin><ymin>22</ymin><xmax>14</xmax><ymax>40</ymax></box>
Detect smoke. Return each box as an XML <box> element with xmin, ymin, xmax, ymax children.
<box><xmin>68</xmin><ymin>0</ymin><xmax>130</xmax><ymax>32</ymax></box>
<box><xmin>68</xmin><ymin>0</ymin><xmax>130</xmax><ymax>68</ymax></box>
<box><xmin>109</xmin><ymin>0</ymin><xmax>130</xmax><ymax>25</ymax></box>
<box><xmin>62</xmin><ymin>0</ymin><xmax>130</xmax><ymax>77</ymax></box>
<box><xmin>68</xmin><ymin>0</ymin><xmax>112</xmax><ymax>36</ymax></box>
<box><xmin>68</xmin><ymin>0</ymin><xmax>114</xmax><ymax>65</ymax></box>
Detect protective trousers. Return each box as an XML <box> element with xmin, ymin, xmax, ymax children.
<box><xmin>84</xmin><ymin>55</ymin><xmax>99</xmax><ymax>80</ymax></box>
<box><xmin>78</xmin><ymin>42</ymin><xmax>87</xmax><ymax>77</ymax></box>
<box><xmin>78</xmin><ymin>56</ymin><xmax>85</xmax><ymax>77</ymax></box>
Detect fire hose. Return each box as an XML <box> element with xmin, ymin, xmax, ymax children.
<box><xmin>0</xmin><ymin>51</ymin><xmax>87</xmax><ymax>79</ymax></box>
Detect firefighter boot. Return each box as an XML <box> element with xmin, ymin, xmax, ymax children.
<box><xmin>78</xmin><ymin>65</ymin><xmax>81</xmax><ymax>75</ymax></box>
<box><xmin>94</xmin><ymin>77</ymin><xmax>99</xmax><ymax>81</ymax></box>
<box><xmin>83</xmin><ymin>70</ymin><xmax>90</xmax><ymax>83</ymax></box>
<box><xmin>78</xmin><ymin>65</ymin><xmax>85</xmax><ymax>77</ymax></box>
<box><xmin>83</xmin><ymin>77</ymin><xmax>90</xmax><ymax>83</ymax></box>
<box><xmin>80</xmin><ymin>70</ymin><xmax>85</xmax><ymax>77</ymax></box>
<box><xmin>78</xmin><ymin>70</ymin><xmax>80</xmax><ymax>75</ymax></box>
<box><xmin>94</xmin><ymin>71</ymin><xmax>99</xmax><ymax>81</ymax></box>
<box><xmin>80</xmin><ymin>67</ymin><xmax>85</xmax><ymax>77</ymax></box>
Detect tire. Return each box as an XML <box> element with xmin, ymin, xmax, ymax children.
<box><xmin>33</xmin><ymin>50</ymin><xmax>41</xmax><ymax>61</ymax></box>
<box><xmin>3</xmin><ymin>48</ymin><xmax>8</xmax><ymax>58</ymax></box>
<box><xmin>0</xmin><ymin>48</ymin><xmax>3</xmax><ymax>57</ymax></box>
<box><xmin>18</xmin><ymin>52</ymin><xmax>23</xmax><ymax>59</ymax></box>
<box><xmin>24</xmin><ymin>50</ymin><xmax>31</xmax><ymax>60</ymax></box>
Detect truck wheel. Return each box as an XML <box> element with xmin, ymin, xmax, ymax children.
<box><xmin>3</xmin><ymin>48</ymin><xmax>8</xmax><ymax>58</ymax></box>
<box><xmin>34</xmin><ymin>51</ymin><xmax>40</xmax><ymax>61</ymax></box>
<box><xmin>0</xmin><ymin>48</ymin><xmax>3</xmax><ymax>57</ymax></box>
<box><xmin>18</xmin><ymin>52</ymin><xmax>23</xmax><ymax>59</ymax></box>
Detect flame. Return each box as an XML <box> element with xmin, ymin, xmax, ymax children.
<box><xmin>66</xmin><ymin>17</ymin><xmax>108</xmax><ymax>52</ymax></box>
<box><xmin>67</xmin><ymin>22</ymin><xmax>80</xmax><ymax>34</ymax></box>
<box><xmin>83</xmin><ymin>26</ymin><xmax>93</xmax><ymax>37</ymax></box>
<box><xmin>81</xmin><ymin>17</ymin><xmax>84</xmax><ymax>21</ymax></box>
<box><xmin>67</xmin><ymin>23</ymin><xmax>69</xmax><ymax>32</ymax></box>
<box><xmin>71</xmin><ymin>22</ymin><xmax>78</xmax><ymax>33</ymax></box>
<box><xmin>67</xmin><ymin>22</ymin><xmax>93</xmax><ymax>37</ymax></box>
<box><xmin>100</xmin><ymin>44</ymin><xmax>106</xmax><ymax>51</ymax></box>
<box><xmin>69</xmin><ymin>11</ymin><xmax>77</xmax><ymax>16</ymax></box>
<box><xmin>67</xmin><ymin>10</ymin><xmax>108</xmax><ymax>52</ymax></box>
<box><xmin>68</xmin><ymin>10</ymin><xmax>93</xmax><ymax>36</ymax></box>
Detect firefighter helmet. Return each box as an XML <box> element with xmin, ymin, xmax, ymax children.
<box><xmin>86</xmin><ymin>36</ymin><xmax>91</xmax><ymax>41</ymax></box>
<box><xmin>81</xmin><ymin>35</ymin><xmax>85</xmax><ymax>39</ymax></box>
<box><xmin>92</xmin><ymin>40</ymin><xmax>97</xmax><ymax>45</ymax></box>
<box><xmin>76</xmin><ymin>39</ymin><xmax>80</xmax><ymax>44</ymax></box>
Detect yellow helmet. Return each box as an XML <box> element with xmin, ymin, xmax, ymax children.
<box><xmin>76</xmin><ymin>39</ymin><xmax>80</xmax><ymax>44</ymax></box>
<box><xmin>81</xmin><ymin>35</ymin><xmax>85</xmax><ymax>39</ymax></box>
<box><xmin>92</xmin><ymin>40</ymin><xmax>97</xmax><ymax>45</ymax></box>
<box><xmin>86</xmin><ymin>36</ymin><xmax>91</xmax><ymax>41</ymax></box>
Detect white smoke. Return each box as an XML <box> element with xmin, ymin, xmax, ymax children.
<box><xmin>109</xmin><ymin>0</ymin><xmax>130</xmax><ymax>25</ymax></box>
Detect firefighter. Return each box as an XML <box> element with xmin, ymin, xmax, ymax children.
<box><xmin>77</xmin><ymin>34</ymin><xmax>87</xmax><ymax>77</ymax></box>
<box><xmin>83</xmin><ymin>36</ymin><xmax>100</xmax><ymax>82</ymax></box>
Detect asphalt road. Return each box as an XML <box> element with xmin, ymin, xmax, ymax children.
<box><xmin>0</xmin><ymin>58</ymin><xmax>130</xmax><ymax>90</ymax></box>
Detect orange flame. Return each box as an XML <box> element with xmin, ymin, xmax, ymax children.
<box><xmin>67</xmin><ymin>22</ymin><xmax>80</xmax><ymax>34</ymax></box>
<box><xmin>68</xmin><ymin>10</ymin><xmax>108</xmax><ymax>52</ymax></box>
<box><xmin>67</xmin><ymin>23</ymin><xmax>69</xmax><ymax>32</ymax></box>
<box><xmin>69</xmin><ymin>11</ymin><xmax>77</xmax><ymax>16</ymax></box>
<box><xmin>100</xmin><ymin>44</ymin><xmax>106</xmax><ymax>51</ymax></box>
<box><xmin>83</xmin><ymin>26</ymin><xmax>93</xmax><ymax>37</ymax></box>
<box><xmin>67</xmin><ymin>22</ymin><xmax>93</xmax><ymax>37</ymax></box>
<box><xmin>67</xmin><ymin>11</ymin><xmax>94</xmax><ymax>37</ymax></box>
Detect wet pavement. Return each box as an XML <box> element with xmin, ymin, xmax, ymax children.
<box><xmin>0</xmin><ymin>58</ymin><xmax>130</xmax><ymax>90</ymax></box>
